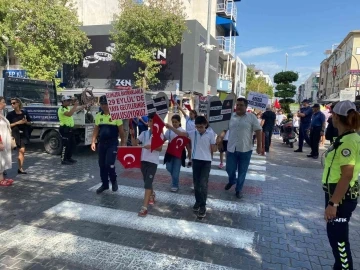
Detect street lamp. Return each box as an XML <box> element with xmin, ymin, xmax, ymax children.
<box><xmin>257</xmin><ymin>79</ymin><xmax>265</xmax><ymax>91</ymax></box>
<box><xmin>333</xmin><ymin>48</ymin><xmax>359</xmax><ymax>96</ymax></box>
<box><xmin>198</xmin><ymin>0</ymin><xmax>216</xmax><ymax>96</ymax></box>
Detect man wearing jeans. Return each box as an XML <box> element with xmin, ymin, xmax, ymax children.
<box><xmin>225</xmin><ymin>98</ymin><xmax>262</xmax><ymax>199</ymax></box>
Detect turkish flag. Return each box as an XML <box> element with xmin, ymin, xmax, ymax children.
<box><xmin>117</xmin><ymin>146</ymin><xmax>142</xmax><ymax>169</ymax></box>
<box><xmin>184</xmin><ymin>103</ymin><xmax>192</xmax><ymax>111</ymax></box>
<box><xmin>274</xmin><ymin>99</ymin><xmax>281</xmax><ymax>109</ymax></box>
<box><xmin>170</xmin><ymin>92</ymin><xmax>175</xmax><ymax>106</ymax></box>
<box><xmin>151</xmin><ymin>113</ymin><xmax>165</xmax><ymax>152</ymax></box>
<box><xmin>166</xmin><ymin>136</ymin><xmax>190</xmax><ymax>159</ymax></box>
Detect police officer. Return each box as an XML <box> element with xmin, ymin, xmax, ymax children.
<box><xmin>322</xmin><ymin>100</ymin><xmax>360</xmax><ymax>270</ymax></box>
<box><xmin>58</xmin><ymin>96</ymin><xmax>82</xmax><ymax>165</ymax></box>
<box><xmin>91</xmin><ymin>95</ymin><xmax>126</xmax><ymax>194</ymax></box>
<box><xmin>307</xmin><ymin>103</ymin><xmax>326</xmax><ymax>159</ymax></box>
<box><xmin>294</xmin><ymin>99</ymin><xmax>312</xmax><ymax>153</ymax></box>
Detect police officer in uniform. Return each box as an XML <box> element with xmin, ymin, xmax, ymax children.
<box><xmin>294</xmin><ymin>99</ymin><xmax>313</xmax><ymax>152</ymax></box>
<box><xmin>91</xmin><ymin>95</ymin><xmax>126</xmax><ymax>194</ymax></box>
<box><xmin>58</xmin><ymin>96</ymin><xmax>82</xmax><ymax>165</ymax></box>
<box><xmin>322</xmin><ymin>100</ymin><xmax>360</xmax><ymax>270</ymax></box>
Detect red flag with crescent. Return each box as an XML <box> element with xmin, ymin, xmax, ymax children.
<box><xmin>170</xmin><ymin>92</ymin><xmax>175</xmax><ymax>106</ymax></box>
<box><xmin>151</xmin><ymin>113</ymin><xmax>165</xmax><ymax>152</ymax></box>
<box><xmin>117</xmin><ymin>146</ymin><xmax>142</xmax><ymax>169</ymax></box>
<box><xmin>166</xmin><ymin>136</ymin><xmax>190</xmax><ymax>159</ymax></box>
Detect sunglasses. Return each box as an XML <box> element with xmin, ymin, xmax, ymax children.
<box><xmin>11</xmin><ymin>102</ymin><xmax>17</xmax><ymax>105</ymax></box>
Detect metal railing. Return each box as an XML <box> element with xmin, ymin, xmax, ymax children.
<box><xmin>216</xmin><ymin>0</ymin><xmax>237</xmax><ymax>21</ymax></box>
<box><xmin>216</xmin><ymin>36</ymin><xmax>235</xmax><ymax>56</ymax></box>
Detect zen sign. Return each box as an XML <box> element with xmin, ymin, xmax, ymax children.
<box><xmin>247</xmin><ymin>92</ymin><xmax>269</xmax><ymax>111</ymax></box>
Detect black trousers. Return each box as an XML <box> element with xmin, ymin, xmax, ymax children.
<box><xmin>59</xmin><ymin>126</ymin><xmax>75</xmax><ymax>162</ymax></box>
<box><xmin>298</xmin><ymin>123</ymin><xmax>310</xmax><ymax>150</ymax></box>
<box><xmin>263</xmin><ymin>128</ymin><xmax>273</xmax><ymax>152</ymax></box>
<box><xmin>192</xmin><ymin>159</ymin><xmax>211</xmax><ymax>208</ymax></box>
<box><xmin>310</xmin><ymin>126</ymin><xmax>322</xmax><ymax>156</ymax></box>
<box><xmin>325</xmin><ymin>193</ymin><xmax>357</xmax><ymax>270</ymax></box>
<box><xmin>98</xmin><ymin>140</ymin><xmax>118</xmax><ymax>187</ymax></box>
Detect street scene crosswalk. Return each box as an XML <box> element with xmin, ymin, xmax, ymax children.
<box><xmin>0</xmin><ymin>151</ymin><xmax>267</xmax><ymax>269</ymax></box>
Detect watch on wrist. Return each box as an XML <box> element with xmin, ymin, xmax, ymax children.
<box><xmin>328</xmin><ymin>201</ymin><xmax>339</xmax><ymax>207</ymax></box>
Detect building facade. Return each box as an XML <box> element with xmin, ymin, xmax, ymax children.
<box><xmin>319</xmin><ymin>31</ymin><xmax>360</xmax><ymax>101</ymax></box>
<box><xmin>303</xmin><ymin>72</ymin><xmax>320</xmax><ymax>102</ymax></box>
<box><xmin>297</xmin><ymin>84</ymin><xmax>305</xmax><ymax>103</ymax></box>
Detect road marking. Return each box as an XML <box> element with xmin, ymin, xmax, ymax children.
<box><xmin>159</xmin><ymin>156</ymin><xmax>266</xmax><ymax>171</ymax></box>
<box><xmin>156</xmin><ymin>164</ymin><xmax>266</xmax><ymax>181</ymax></box>
<box><xmin>0</xmin><ymin>225</ymin><xmax>237</xmax><ymax>270</ymax></box>
<box><xmin>88</xmin><ymin>184</ymin><xmax>261</xmax><ymax>216</ymax></box>
<box><xmin>44</xmin><ymin>201</ymin><xmax>256</xmax><ymax>250</ymax></box>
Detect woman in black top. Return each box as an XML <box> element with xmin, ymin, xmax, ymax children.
<box><xmin>6</xmin><ymin>98</ymin><xmax>32</xmax><ymax>174</ymax></box>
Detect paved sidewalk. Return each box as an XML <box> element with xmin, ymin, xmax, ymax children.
<box><xmin>0</xmin><ymin>139</ymin><xmax>359</xmax><ymax>270</ymax></box>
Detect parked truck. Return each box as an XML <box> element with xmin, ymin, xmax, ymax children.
<box><xmin>0</xmin><ymin>77</ymin><xmax>97</xmax><ymax>155</ymax></box>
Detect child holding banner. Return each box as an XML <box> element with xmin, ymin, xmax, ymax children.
<box><xmin>163</xmin><ymin>115</ymin><xmax>186</xmax><ymax>192</ymax></box>
<box><xmin>130</xmin><ymin>113</ymin><xmax>163</xmax><ymax>217</ymax></box>
<box><xmin>166</xmin><ymin>116</ymin><xmax>217</xmax><ymax>219</ymax></box>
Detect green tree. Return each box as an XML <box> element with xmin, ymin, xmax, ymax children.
<box><xmin>245</xmin><ymin>67</ymin><xmax>274</xmax><ymax>98</ymax></box>
<box><xmin>274</xmin><ymin>71</ymin><xmax>298</xmax><ymax>106</ymax></box>
<box><xmin>0</xmin><ymin>0</ymin><xmax>10</xmax><ymax>56</ymax></box>
<box><xmin>1</xmin><ymin>0</ymin><xmax>90</xmax><ymax>81</ymax></box>
<box><xmin>111</xmin><ymin>0</ymin><xmax>187</xmax><ymax>89</ymax></box>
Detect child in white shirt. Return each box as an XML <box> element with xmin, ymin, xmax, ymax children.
<box><xmin>131</xmin><ymin>113</ymin><xmax>163</xmax><ymax>217</ymax></box>
<box><xmin>166</xmin><ymin>116</ymin><xmax>217</xmax><ymax>219</ymax></box>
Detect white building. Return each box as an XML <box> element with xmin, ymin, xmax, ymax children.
<box><xmin>232</xmin><ymin>56</ymin><xmax>247</xmax><ymax>97</ymax></box>
<box><xmin>254</xmin><ymin>69</ymin><xmax>273</xmax><ymax>88</ymax></box>
<box><xmin>304</xmin><ymin>72</ymin><xmax>320</xmax><ymax>101</ymax></box>
<box><xmin>75</xmin><ymin>0</ymin><xmax>217</xmax><ymax>37</ymax></box>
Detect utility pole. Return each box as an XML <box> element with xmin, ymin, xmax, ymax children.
<box><xmin>285</xmin><ymin>53</ymin><xmax>288</xmax><ymax>71</ymax></box>
<box><xmin>201</xmin><ymin>0</ymin><xmax>214</xmax><ymax>96</ymax></box>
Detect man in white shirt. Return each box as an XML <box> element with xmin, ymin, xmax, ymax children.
<box><xmin>225</xmin><ymin>98</ymin><xmax>262</xmax><ymax>199</ymax></box>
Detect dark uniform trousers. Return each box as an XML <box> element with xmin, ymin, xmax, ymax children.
<box><xmin>98</xmin><ymin>139</ymin><xmax>118</xmax><ymax>187</ymax></box>
<box><xmin>325</xmin><ymin>193</ymin><xmax>357</xmax><ymax>270</ymax></box>
<box><xmin>310</xmin><ymin>126</ymin><xmax>322</xmax><ymax>157</ymax></box>
<box><xmin>298</xmin><ymin>122</ymin><xmax>310</xmax><ymax>150</ymax></box>
<box><xmin>59</xmin><ymin>126</ymin><xmax>75</xmax><ymax>162</ymax></box>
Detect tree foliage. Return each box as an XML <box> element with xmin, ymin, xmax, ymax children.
<box><xmin>245</xmin><ymin>67</ymin><xmax>274</xmax><ymax>98</ymax></box>
<box><xmin>111</xmin><ymin>0</ymin><xmax>187</xmax><ymax>89</ymax></box>
<box><xmin>274</xmin><ymin>71</ymin><xmax>298</xmax><ymax>104</ymax></box>
<box><xmin>0</xmin><ymin>0</ymin><xmax>90</xmax><ymax>80</ymax></box>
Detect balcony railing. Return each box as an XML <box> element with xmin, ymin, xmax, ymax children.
<box><xmin>217</xmin><ymin>0</ymin><xmax>237</xmax><ymax>22</ymax></box>
<box><xmin>216</xmin><ymin>36</ymin><xmax>235</xmax><ymax>56</ymax></box>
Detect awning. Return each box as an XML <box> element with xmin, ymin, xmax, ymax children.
<box><xmin>216</xmin><ymin>16</ymin><xmax>239</xmax><ymax>37</ymax></box>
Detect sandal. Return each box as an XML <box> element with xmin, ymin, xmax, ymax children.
<box><xmin>0</xmin><ymin>179</ymin><xmax>13</xmax><ymax>186</ymax></box>
<box><xmin>148</xmin><ymin>192</ymin><xmax>156</xmax><ymax>205</ymax></box>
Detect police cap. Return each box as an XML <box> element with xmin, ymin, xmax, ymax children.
<box><xmin>99</xmin><ymin>95</ymin><xmax>107</xmax><ymax>105</ymax></box>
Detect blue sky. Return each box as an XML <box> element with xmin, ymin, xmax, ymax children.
<box><xmin>235</xmin><ymin>0</ymin><xmax>360</xmax><ymax>85</ymax></box>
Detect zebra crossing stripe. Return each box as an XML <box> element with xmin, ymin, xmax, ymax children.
<box><xmin>159</xmin><ymin>156</ymin><xmax>266</xmax><ymax>171</ymax></box>
<box><xmin>0</xmin><ymin>225</ymin><xmax>237</xmax><ymax>270</ymax></box>
<box><xmin>44</xmin><ymin>201</ymin><xmax>256</xmax><ymax>250</ymax></box>
<box><xmin>88</xmin><ymin>184</ymin><xmax>261</xmax><ymax>216</ymax></box>
<box><xmin>156</xmin><ymin>164</ymin><xmax>266</xmax><ymax>181</ymax></box>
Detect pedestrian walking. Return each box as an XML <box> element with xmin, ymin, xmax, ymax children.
<box><xmin>164</xmin><ymin>114</ymin><xmax>186</xmax><ymax>192</ymax></box>
<box><xmin>325</xmin><ymin>103</ymin><xmax>338</xmax><ymax>144</ymax></box>
<box><xmin>261</xmin><ymin>105</ymin><xmax>276</xmax><ymax>153</ymax></box>
<box><xmin>58</xmin><ymin>96</ymin><xmax>82</xmax><ymax>165</ymax></box>
<box><xmin>177</xmin><ymin>105</ymin><xmax>197</xmax><ymax>167</ymax></box>
<box><xmin>6</xmin><ymin>98</ymin><xmax>32</xmax><ymax>173</ymax></box>
<box><xmin>91</xmin><ymin>95</ymin><xmax>126</xmax><ymax>194</ymax></box>
<box><xmin>217</xmin><ymin>130</ymin><xmax>229</xmax><ymax>169</ymax></box>
<box><xmin>294</xmin><ymin>99</ymin><xmax>312</xmax><ymax>152</ymax></box>
<box><xmin>292</xmin><ymin>114</ymin><xmax>300</xmax><ymax>135</ymax></box>
<box><xmin>166</xmin><ymin>116</ymin><xmax>217</xmax><ymax>218</ymax></box>
<box><xmin>225</xmin><ymin>98</ymin><xmax>262</xmax><ymax>199</ymax></box>
<box><xmin>307</xmin><ymin>104</ymin><xmax>326</xmax><ymax>159</ymax></box>
<box><xmin>322</xmin><ymin>100</ymin><xmax>360</xmax><ymax>270</ymax></box>
<box><xmin>131</xmin><ymin>113</ymin><xmax>163</xmax><ymax>217</ymax></box>
<box><xmin>0</xmin><ymin>96</ymin><xmax>13</xmax><ymax>185</ymax></box>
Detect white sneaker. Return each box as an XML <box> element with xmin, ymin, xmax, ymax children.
<box><xmin>190</xmin><ymin>185</ymin><xmax>194</xmax><ymax>190</ymax></box>
<box><xmin>170</xmin><ymin>187</ymin><xmax>178</xmax><ymax>192</ymax></box>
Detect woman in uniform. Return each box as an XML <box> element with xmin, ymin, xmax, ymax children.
<box><xmin>322</xmin><ymin>100</ymin><xmax>360</xmax><ymax>270</ymax></box>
